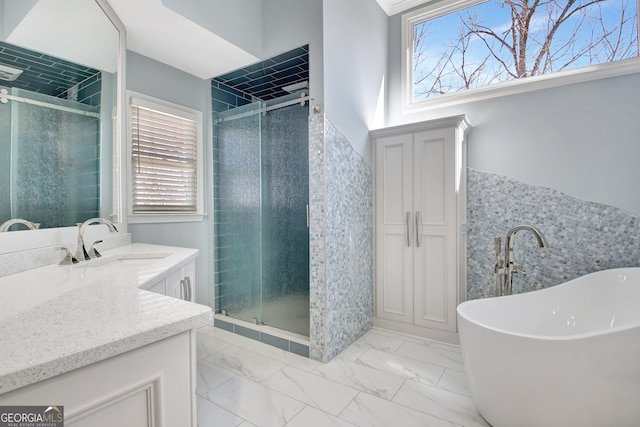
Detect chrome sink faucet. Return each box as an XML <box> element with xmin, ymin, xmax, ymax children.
<box><xmin>495</xmin><ymin>225</ymin><xmax>548</xmax><ymax>296</ymax></box>
<box><xmin>0</xmin><ymin>218</ymin><xmax>41</xmax><ymax>232</ymax></box>
<box><xmin>75</xmin><ymin>218</ymin><xmax>118</xmax><ymax>261</ymax></box>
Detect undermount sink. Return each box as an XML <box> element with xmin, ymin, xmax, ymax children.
<box><xmin>74</xmin><ymin>252</ymin><xmax>172</xmax><ymax>269</ymax></box>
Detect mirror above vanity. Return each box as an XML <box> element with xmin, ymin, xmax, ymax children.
<box><xmin>0</xmin><ymin>0</ymin><xmax>124</xmax><ymax>233</ymax></box>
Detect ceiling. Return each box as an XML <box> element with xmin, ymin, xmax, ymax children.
<box><xmin>106</xmin><ymin>0</ymin><xmax>427</xmax><ymax>81</ymax></box>
<box><xmin>4</xmin><ymin>0</ymin><xmax>118</xmax><ymax>73</ymax></box>
<box><xmin>107</xmin><ymin>0</ymin><xmax>259</xmax><ymax>79</ymax></box>
<box><xmin>375</xmin><ymin>0</ymin><xmax>430</xmax><ymax>15</ymax></box>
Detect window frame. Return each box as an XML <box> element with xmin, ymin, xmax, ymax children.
<box><xmin>401</xmin><ymin>0</ymin><xmax>640</xmax><ymax>112</ymax></box>
<box><xmin>126</xmin><ymin>91</ymin><xmax>205</xmax><ymax>224</ymax></box>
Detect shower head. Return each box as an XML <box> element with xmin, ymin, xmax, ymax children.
<box><xmin>282</xmin><ymin>81</ymin><xmax>308</xmax><ymax>94</ymax></box>
<box><xmin>0</xmin><ymin>64</ymin><xmax>23</xmax><ymax>82</ymax></box>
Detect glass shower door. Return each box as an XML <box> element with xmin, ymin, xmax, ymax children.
<box><xmin>215</xmin><ymin>102</ymin><xmax>264</xmax><ymax>324</ymax></box>
<box><xmin>260</xmin><ymin>102</ymin><xmax>310</xmax><ymax>337</ymax></box>
<box><xmin>7</xmin><ymin>87</ymin><xmax>100</xmax><ymax>228</ymax></box>
<box><xmin>214</xmin><ymin>98</ymin><xmax>310</xmax><ymax>337</ymax></box>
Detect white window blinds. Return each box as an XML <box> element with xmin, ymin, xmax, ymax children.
<box><xmin>131</xmin><ymin>101</ymin><xmax>199</xmax><ymax>213</ymax></box>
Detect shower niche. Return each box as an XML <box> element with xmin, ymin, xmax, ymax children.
<box><xmin>213</xmin><ymin>46</ymin><xmax>310</xmax><ymax>339</ymax></box>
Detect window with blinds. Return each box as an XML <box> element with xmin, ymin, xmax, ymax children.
<box><xmin>130</xmin><ymin>95</ymin><xmax>202</xmax><ymax>215</ymax></box>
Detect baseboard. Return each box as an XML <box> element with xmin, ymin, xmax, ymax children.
<box><xmin>372</xmin><ymin>318</ymin><xmax>460</xmax><ymax>346</ymax></box>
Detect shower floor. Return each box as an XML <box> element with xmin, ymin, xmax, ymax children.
<box><xmin>227</xmin><ymin>293</ymin><xmax>310</xmax><ymax>338</ymax></box>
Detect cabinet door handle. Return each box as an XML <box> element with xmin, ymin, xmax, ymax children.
<box><xmin>184</xmin><ymin>276</ymin><xmax>192</xmax><ymax>301</ymax></box>
<box><xmin>415</xmin><ymin>211</ymin><xmax>421</xmax><ymax>248</ymax></box>
<box><xmin>180</xmin><ymin>279</ymin><xmax>186</xmax><ymax>300</ymax></box>
<box><xmin>406</xmin><ymin>211</ymin><xmax>411</xmax><ymax>247</ymax></box>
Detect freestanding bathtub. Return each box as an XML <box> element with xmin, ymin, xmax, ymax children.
<box><xmin>457</xmin><ymin>267</ymin><xmax>640</xmax><ymax>427</ymax></box>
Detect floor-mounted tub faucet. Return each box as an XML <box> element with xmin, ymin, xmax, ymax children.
<box><xmin>495</xmin><ymin>225</ymin><xmax>548</xmax><ymax>296</ymax></box>
<box><xmin>75</xmin><ymin>218</ymin><xmax>118</xmax><ymax>261</ymax></box>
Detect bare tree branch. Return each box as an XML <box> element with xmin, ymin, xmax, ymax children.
<box><xmin>412</xmin><ymin>0</ymin><xmax>638</xmax><ymax>98</ymax></box>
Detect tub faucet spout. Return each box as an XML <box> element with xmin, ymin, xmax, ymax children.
<box><xmin>496</xmin><ymin>225</ymin><xmax>548</xmax><ymax>295</ymax></box>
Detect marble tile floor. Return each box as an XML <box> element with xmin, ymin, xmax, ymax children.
<box><xmin>196</xmin><ymin>325</ymin><xmax>489</xmax><ymax>427</ymax></box>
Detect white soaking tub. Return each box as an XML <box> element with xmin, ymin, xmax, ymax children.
<box><xmin>457</xmin><ymin>267</ymin><xmax>640</xmax><ymax>427</ymax></box>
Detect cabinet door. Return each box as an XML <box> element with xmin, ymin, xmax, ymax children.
<box><xmin>374</xmin><ymin>133</ymin><xmax>414</xmax><ymax>324</ymax></box>
<box><xmin>146</xmin><ymin>279</ymin><xmax>166</xmax><ymax>296</ymax></box>
<box><xmin>0</xmin><ymin>332</ymin><xmax>196</xmax><ymax>427</ymax></box>
<box><xmin>412</xmin><ymin>128</ymin><xmax>457</xmax><ymax>332</ymax></box>
<box><xmin>166</xmin><ymin>268</ymin><xmax>186</xmax><ymax>300</ymax></box>
<box><xmin>182</xmin><ymin>260</ymin><xmax>196</xmax><ymax>302</ymax></box>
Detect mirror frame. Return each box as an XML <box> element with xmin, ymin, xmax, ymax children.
<box><xmin>0</xmin><ymin>0</ymin><xmax>126</xmax><ymax>254</ymax></box>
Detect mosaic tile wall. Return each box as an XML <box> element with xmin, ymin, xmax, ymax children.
<box><xmin>467</xmin><ymin>168</ymin><xmax>640</xmax><ymax>299</ymax></box>
<box><xmin>309</xmin><ymin>114</ymin><xmax>373</xmax><ymax>362</ymax></box>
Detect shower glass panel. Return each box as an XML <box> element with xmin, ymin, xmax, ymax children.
<box><xmin>1</xmin><ymin>86</ymin><xmax>100</xmax><ymax>228</ymax></box>
<box><xmin>215</xmin><ymin>96</ymin><xmax>310</xmax><ymax>337</ymax></box>
<box><xmin>215</xmin><ymin>102</ymin><xmax>263</xmax><ymax>324</ymax></box>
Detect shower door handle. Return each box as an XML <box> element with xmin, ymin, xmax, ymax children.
<box><xmin>306</xmin><ymin>204</ymin><xmax>310</xmax><ymax>228</ymax></box>
<box><xmin>415</xmin><ymin>211</ymin><xmax>421</xmax><ymax>248</ymax></box>
<box><xmin>406</xmin><ymin>212</ymin><xmax>411</xmax><ymax>247</ymax></box>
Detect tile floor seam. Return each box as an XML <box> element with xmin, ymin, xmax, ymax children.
<box><xmin>284</xmin><ymin>403</ymin><xmax>309</xmax><ymax>426</ymax></box>
<box><xmin>334</xmin><ymin>390</ymin><xmax>362</xmax><ymax>426</ymax></box>
<box><xmin>387</xmin><ymin>388</ymin><xmax>468</xmax><ymax>427</ymax></box>
<box><xmin>197</xmin><ymin>373</ymin><xmax>238</xmax><ymax>398</ymax></box>
<box><xmin>387</xmin><ymin>376</ymin><xmax>408</xmax><ymax>402</ymax></box>
<box><xmin>433</xmin><ymin>366</ymin><xmax>447</xmax><ymax>388</ymax></box>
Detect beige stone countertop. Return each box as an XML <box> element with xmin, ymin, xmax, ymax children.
<box><xmin>0</xmin><ymin>243</ymin><xmax>212</xmax><ymax>394</ymax></box>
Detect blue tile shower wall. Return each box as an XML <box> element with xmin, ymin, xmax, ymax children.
<box><xmin>0</xmin><ymin>41</ymin><xmax>101</xmax><ymax>100</ymax></box>
<box><xmin>213</xmin><ymin>45</ymin><xmax>309</xmax><ymax>101</ymax></box>
<box><xmin>309</xmin><ymin>114</ymin><xmax>373</xmax><ymax>362</ymax></box>
<box><xmin>467</xmin><ymin>168</ymin><xmax>640</xmax><ymax>299</ymax></box>
<box><xmin>211</xmin><ymin>80</ymin><xmax>253</xmax><ymax>113</ymax></box>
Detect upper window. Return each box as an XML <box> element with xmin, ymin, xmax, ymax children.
<box><xmin>128</xmin><ymin>93</ymin><xmax>204</xmax><ymax>223</ymax></box>
<box><xmin>403</xmin><ymin>0</ymin><xmax>639</xmax><ymax>106</ymax></box>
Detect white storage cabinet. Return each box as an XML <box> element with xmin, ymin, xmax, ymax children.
<box><xmin>371</xmin><ymin>116</ymin><xmax>469</xmax><ymax>343</ymax></box>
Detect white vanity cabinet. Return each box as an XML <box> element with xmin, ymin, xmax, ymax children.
<box><xmin>0</xmin><ymin>243</ymin><xmax>210</xmax><ymax>427</ymax></box>
<box><xmin>371</xmin><ymin>116</ymin><xmax>469</xmax><ymax>343</ymax></box>
<box><xmin>145</xmin><ymin>259</ymin><xmax>196</xmax><ymax>302</ymax></box>
<box><xmin>0</xmin><ymin>332</ymin><xmax>197</xmax><ymax>427</ymax></box>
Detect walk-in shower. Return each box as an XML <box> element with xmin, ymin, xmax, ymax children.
<box><xmin>0</xmin><ymin>40</ymin><xmax>107</xmax><ymax>230</ymax></box>
<box><xmin>0</xmin><ymin>86</ymin><xmax>101</xmax><ymax>229</ymax></box>
<box><xmin>214</xmin><ymin>92</ymin><xmax>310</xmax><ymax>338</ymax></box>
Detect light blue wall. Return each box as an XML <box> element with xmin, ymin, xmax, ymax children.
<box><xmin>262</xmin><ymin>0</ymin><xmax>324</xmax><ymax>109</ymax></box>
<box><xmin>126</xmin><ymin>51</ymin><xmax>213</xmax><ymax>305</ymax></box>
<box><xmin>323</xmin><ymin>0</ymin><xmax>388</xmax><ymax>163</ymax></box>
<box><xmin>386</xmin><ymin>10</ymin><xmax>640</xmax><ymax>216</ymax></box>
<box><xmin>1</xmin><ymin>0</ymin><xmax>38</xmax><ymax>38</ymax></box>
<box><xmin>261</xmin><ymin>0</ymin><xmax>388</xmax><ymax>164</ymax></box>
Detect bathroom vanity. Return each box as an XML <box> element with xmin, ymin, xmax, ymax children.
<box><xmin>0</xmin><ymin>242</ymin><xmax>211</xmax><ymax>426</ymax></box>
